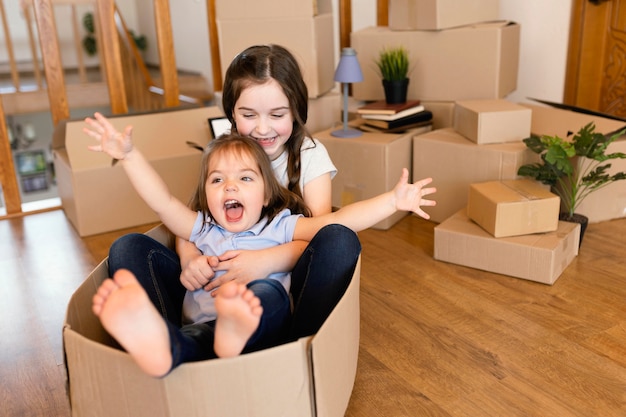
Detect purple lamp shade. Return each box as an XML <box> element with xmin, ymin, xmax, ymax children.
<box><xmin>334</xmin><ymin>48</ymin><xmax>363</xmax><ymax>83</ymax></box>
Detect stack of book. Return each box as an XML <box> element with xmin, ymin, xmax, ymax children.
<box><xmin>355</xmin><ymin>99</ymin><xmax>433</xmax><ymax>133</ymax></box>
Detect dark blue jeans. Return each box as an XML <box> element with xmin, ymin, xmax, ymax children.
<box><xmin>107</xmin><ymin>224</ymin><xmax>361</xmax><ymax>368</ymax></box>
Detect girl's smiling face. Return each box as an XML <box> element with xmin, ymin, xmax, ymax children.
<box><xmin>232</xmin><ymin>79</ymin><xmax>294</xmax><ymax>161</ymax></box>
<box><xmin>205</xmin><ymin>150</ymin><xmax>268</xmax><ymax>233</ymax></box>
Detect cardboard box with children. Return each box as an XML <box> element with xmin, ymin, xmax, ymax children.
<box><xmin>63</xmin><ymin>224</ymin><xmax>362</xmax><ymax>417</ymax></box>
<box><xmin>52</xmin><ymin>107</ymin><xmax>224</xmax><ymax>237</ymax></box>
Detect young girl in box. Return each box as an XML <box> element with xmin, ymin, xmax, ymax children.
<box><xmin>85</xmin><ymin>114</ymin><xmax>436</xmax><ymax>377</ymax></box>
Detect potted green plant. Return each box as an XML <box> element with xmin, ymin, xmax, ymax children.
<box><xmin>517</xmin><ymin>122</ymin><xmax>626</xmax><ymax>244</ymax></box>
<box><xmin>375</xmin><ymin>46</ymin><xmax>410</xmax><ymax>104</ymax></box>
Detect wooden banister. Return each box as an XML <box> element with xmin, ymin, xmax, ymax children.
<box><xmin>0</xmin><ymin>98</ymin><xmax>21</xmax><ymax>215</ymax></box>
<box><xmin>207</xmin><ymin>0</ymin><xmax>222</xmax><ymax>92</ymax></box>
<box><xmin>153</xmin><ymin>0</ymin><xmax>180</xmax><ymax>107</ymax></box>
<box><xmin>97</xmin><ymin>0</ymin><xmax>127</xmax><ymax>114</ymax></box>
<box><xmin>33</xmin><ymin>0</ymin><xmax>70</xmax><ymax>126</ymax></box>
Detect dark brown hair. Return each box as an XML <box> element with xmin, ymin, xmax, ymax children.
<box><xmin>190</xmin><ymin>134</ymin><xmax>311</xmax><ymax>229</ymax></box>
<box><xmin>222</xmin><ymin>44</ymin><xmax>312</xmax><ymax>198</ymax></box>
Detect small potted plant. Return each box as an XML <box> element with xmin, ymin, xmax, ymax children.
<box><xmin>375</xmin><ymin>46</ymin><xmax>410</xmax><ymax>104</ymax></box>
<box><xmin>517</xmin><ymin>122</ymin><xmax>626</xmax><ymax>244</ymax></box>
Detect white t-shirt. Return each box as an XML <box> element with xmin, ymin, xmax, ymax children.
<box><xmin>271</xmin><ymin>137</ymin><xmax>336</xmax><ymax>198</ymax></box>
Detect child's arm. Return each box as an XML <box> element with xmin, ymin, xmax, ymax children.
<box><xmin>293</xmin><ymin>168</ymin><xmax>436</xmax><ymax>241</ymax></box>
<box><xmin>83</xmin><ymin>112</ymin><xmax>197</xmax><ymax>239</ymax></box>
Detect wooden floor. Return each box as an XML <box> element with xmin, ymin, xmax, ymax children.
<box><xmin>2</xmin><ymin>208</ymin><xmax>626</xmax><ymax>416</ymax></box>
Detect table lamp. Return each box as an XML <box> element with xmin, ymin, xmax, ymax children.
<box><xmin>331</xmin><ymin>47</ymin><xmax>363</xmax><ymax>138</ymax></box>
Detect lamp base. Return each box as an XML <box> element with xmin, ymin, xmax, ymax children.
<box><xmin>330</xmin><ymin>127</ymin><xmax>362</xmax><ymax>138</ymax></box>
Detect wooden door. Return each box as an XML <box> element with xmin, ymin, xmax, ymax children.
<box><xmin>565</xmin><ymin>0</ymin><xmax>626</xmax><ymax>118</ymax></box>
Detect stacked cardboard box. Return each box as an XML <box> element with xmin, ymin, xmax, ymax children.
<box><xmin>314</xmin><ymin>126</ymin><xmax>415</xmax><ymax>230</ymax></box>
<box><xmin>351</xmin><ymin>0</ymin><xmax>518</xmax><ymax>129</ymax></box>
<box><xmin>412</xmin><ymin>99</ymin><xmax>534</xmax><ymax>223</ymax></box>
<box><xmin>215</xmin><ymin>0</ymin><xmax>335</xmax><ymax>99</ymax></box>
<box><xmin>408</xmin><ymin>99</ymin><xmax>580</xmax><ymax>284</ymax></box>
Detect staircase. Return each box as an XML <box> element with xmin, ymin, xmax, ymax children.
<box><xmin>0</xmin><ymin>0</ymin><xmax>213</xmax><ymax>217</ymax></box>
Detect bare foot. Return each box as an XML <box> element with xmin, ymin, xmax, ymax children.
<box><xmin>92</xmin><ymin>269</ymin><xmax>172</xmax><ymax>377</ymax></box>
<box><xmin>214</xmin><ymin>282</ymin><xmax>263</xmax><ymax>358</ymax></box>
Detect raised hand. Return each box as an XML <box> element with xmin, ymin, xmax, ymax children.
<box><xmin>392</xmin><ymin>168</ymin><xmax>437</xmax><ymax>220</ymax></box>
<box><xmin>83</xmin><ymin>112</ymin><xmax>134</xmax><ymax>160</ymax></box>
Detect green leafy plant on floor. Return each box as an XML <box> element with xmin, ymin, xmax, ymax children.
<box><xmin>517</xmin><ymin>122</ymin><xmax>626</xmax><ymax>219</ymax></box>
<box><xmin>375</xmin><ymin>46</ymin><xmax>409</xmax><ymax>81</ymax></box>
<box><xmin>82</xmin><ymin>12</ymin><xmax>147</xmax><ymax>56</ymax></box>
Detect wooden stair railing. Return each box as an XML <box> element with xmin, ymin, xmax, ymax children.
<box><xmin>0</xmin><ymin>0</ymin><xmax>201</xmax><ymax>217</ymax></box>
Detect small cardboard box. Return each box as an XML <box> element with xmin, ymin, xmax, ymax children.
<box><xmin>52</xmin><ymin>107</ymin><xmax>224</xmax><ymax>237</ymax></box>
<box><xmin>412</xmin><ymin>128</ymin><xmax>539</xmax><ymax>223</ymax></box>
<box><xmin>467</xmin><ymin>179</ymin><xmax>560</xmax><ymax>238</ymax></box>
<box><xmin>454</xmin><ymin>99</ymin><xmax>532</xmax><ymax>144</ymax></box>
<box><xmin>434</xmin><ymin>209</ymin><xmax>580</xmax><ymax>285</ymax></box>
<box><xmin>351</xmin><ymin>21</ymin><xmax>520</xmax><ymax>102</ymax></box>
<box><xmin>523</xmin><ymin>103</ymin><xmax>626</xmax><ymax>223</ymax></box>
<box><xmin>217</xmin><ymin>14</ymin><xmax>335</xmax><ymax>98</ymax></box>
<box><xmin>389</xmin><ymin>0</ymin><xmax>499</xmax><ymax>30</ymax></box>
<box><xmin>63</xmin><ymin>224</ymin><xmax>361</xmax><ymax>417</ymax></box>
<box><xmin>215</xmin><ymin>0</ymin><xmax>331</xmax><ymax>19</ymax></box>
<box><xmin>315</xmin><ymin>127</ymin><xmax>414</xmax><ymax>230</ymax></box>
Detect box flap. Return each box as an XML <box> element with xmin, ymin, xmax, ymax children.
<box><xmin>63</xmin><ymin>106</ymin><xmax>224</xmax><ymax>171</ymax></box>
<box><xmin>311</xmin><ymin>257</ymin><xmax>361</xmax><ymax>417</ymax></box>
<box><xmin>522</xmin><ymin>103</ymin><xmax>626</xmax><ymax>139</ymax></box>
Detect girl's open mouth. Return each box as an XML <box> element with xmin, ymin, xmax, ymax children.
<box><xmin>224</xmin><ymin>199</ymin><xmax>244</xmax><ymax>222</ymax></box>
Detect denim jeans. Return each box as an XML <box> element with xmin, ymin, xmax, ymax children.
<box><xmin>107</xmin><ymin>224</ymin><xmax>362</xmax><ymax>369</ymax></box>
<box><xmin>166</xmin><ymin>278</ymin><xmax>290</xmax><ymax>369</ymax></box>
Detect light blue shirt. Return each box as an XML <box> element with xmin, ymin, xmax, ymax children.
<box><xmin>182</xmin><ymin>208</ymin><xmax>301</xmax><ymax>324</ymax></box>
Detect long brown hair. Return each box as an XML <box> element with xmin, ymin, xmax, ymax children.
<box><xmin>222</xmin><ymin>44</ymin><xmax>312</xmax><ymax>199</ymax></box>
<box><xmin>189</xmin><ymin>134</ymin><xmax>311</xmax><ymax>229</ymax></box>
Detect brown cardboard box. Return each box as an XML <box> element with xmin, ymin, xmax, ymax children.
<box><xmin>467</xmin><ymin>179</ymin><xmax>560</xmax><ymax>238</ymax></box>
<box><xmin>307</xmin><ymin>90</ymin><xmax>342</xmax><ymax>133</ymax></box>
<box><xmin>351</xmin><ymin>21</ymin><xmax>520</xmax><ymax>102</ymax></box>
<box><xmin>52</xmin><ymin>107</ymin><xmax>224</xmax><ymax>237</ymax></box>
<box><xmin>412</xmin><ymin>128</ymin><xmax>538</xmax><ymax>223</ymax></box>
<box><xmin>215</xmin><ymin>0</ymin><xmax>331</xmax><ymax>19</ymax></box>
<box><xmin>422</xmin><ymin>100</ymin><xmax>455</xmax><ymax>129</ymax></box>
<box><xmin>523</xmin><ymin>103</ymin><xmax>626</xmax><ymax>223</ymax></box>
<box><xmin>389</xmin><ymin>0</ymin><xmax>499</xmax><ymax>30</ymax></box>
<box><xmin>217</xmin><ymin>14</ymin><xmax>335</xmax><ymax>98</ymax></box>
<box><xmin>434</xmin><ymin>209</ymin><xmax>580</xmax><ymax>285</ymax></box>
<box><xmin>315</xmin><ymin>127</ymin><xmax>414</xmax><ymax>230</ymax></box>
<box><xmin>63</xmin><ymin>224</ymin><xmax>361</xmax><ymax>417</ymax></box>
<box><xmin>454</xmin><ymin>99</ymin><xmax>532</xmax><ymax>144</ymax></box>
